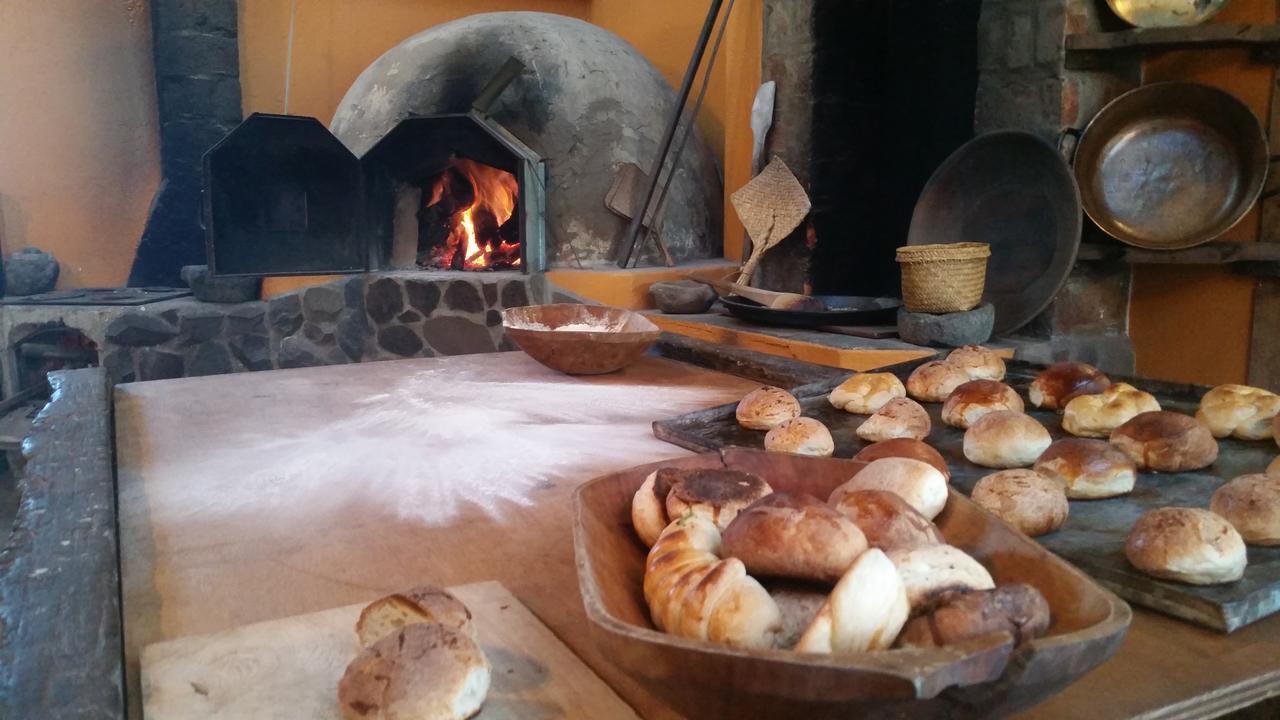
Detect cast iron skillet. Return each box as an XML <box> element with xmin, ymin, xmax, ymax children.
<box><xmin>718</xmin><ymin>295</ymin><xmax>901</xmax><ymax>328</ymax></box>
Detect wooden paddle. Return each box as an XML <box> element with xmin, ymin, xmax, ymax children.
<box><xmin>695</xmin><ymin>275</ymin><xmax>825</xmax><ymax>312</ymax></box>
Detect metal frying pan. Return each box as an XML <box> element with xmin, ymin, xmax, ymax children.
<box><xmin>1105</xmin><ymin>0</ymin><xmax>1231</xmax><ymax>28</ymax></box>
<box><xmin>1071</xmin><ymin>82</ymin><xmax>1268</xmax><ymax>251</ymax></box>
<box><xmin>719</xmin><ymin>295</ymin><xmax>901</xmax><ymax>328</ymax></box>
<box><xmin>907</xmin><ymin>131</ymin><xmax>1082</xmax><ymax>336</ymax></box>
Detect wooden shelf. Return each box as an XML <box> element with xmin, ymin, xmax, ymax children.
<box><xmin>1066</xmin><ymin>23</ymin><xmax>1280</xmax><ymax>68</ymax></box>
<box><xmin>1077</xmin><ymin>241</ymin><xmax>1280</xmax><ymax>276</ymax></box>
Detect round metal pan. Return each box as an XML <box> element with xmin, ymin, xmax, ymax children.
<box><xmin>719</xmin><ymin>295</ymin><xmax>901</xmax><ymax>328</ymax></box>
<box><xmin>907</xmin><ymin>131</ymin><xmax>1082</xmax><ymax>336</ymax></box>
<box><xmin>1073</xmin><ymin>82</ymin><xmax>1267</xmax><ymax>250</ymax></box>
<box><xmin>1105</xmin><ymin>0</ymin><xmax>1231</xmax><ymax>28</ymax></box>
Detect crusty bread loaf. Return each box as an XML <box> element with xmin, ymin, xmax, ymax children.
<box><xmin>631</xmin><ymin>471</ymin><xmax>669</xmax><ymax>547</ymax></box>
<box><xmin>339</xmin><ymin>623</ymin><xmax>490</xmax><ymax>720</ymax></box>
<box><xmin>856</xmin><ymin>397</ymin><xmax>932</xmax><ymax>442</ymax></box>
<box><xmin>662</xmin><ymin>467</ymin><xmax>774</xmax><ymax>530</ymax></box>
<box><xmin>721</xmin><ymin>493</ymin><xmax>868</xmax><ymax>583</ymax></box>
<box><xmin>897</xmin><ymin>584</ymin><xmax>1051</xmax><ymax>649</ymax></box>
<box><xmin>356</xmin><ymin>587</ymin><xmax>475</xmax><ymax>649</ymax></box>
<box><xmin>830</xmin><ymin>457</ymin><xmax>949</xmax><ymax>520</ymax></box>
<box><xmin>946</xmin><ymin>345</ymin><xmax>1006</xmax><ymax>381</ymax></box>
<box><xmin>1028</xmin><ymin>362</ymin><xmax>1111</xmax><ymax>411</ymax></box>
<box><xmin>828</xmin><ymin>489</ymin><xmax>945</xmax><ymax>553</ymax></box>
<box><xmin>970</xmin><ymin>470</ymin><xmax>1068</xmax><ymax>537</ymax></box>
<box><xmin>886</xmin><ymin>544</ymin><xmax>995</xmax><ymax>609</ymax></box>
<box><xmin>1125</xmin><ymin>507</ymin><xmax>1246</xmax><ymax>585</ymax></box>
<box><xmin>1061</xmin><ymin>382</ymin><xmax>1160</xmax><ymax>438</ymax></box>
<box><xmin>1210</xmin><ymin>473</ymin><xmax>1280</xmax><ymax>546</ymax></box>
<box><xmin>1195</xmin><ymin>384</ymin><xmax>1280</xmax><ymax>441</ymax></box>
<box><xmin>736</xmin><ymin>386</ymin><xmax>802</xmax><ymax>430</ymax></box>
<box><xmin>962</xmin><ymin>411</ymin><xmax>1052</xmax><ymax>469</ymax></box>
<box><xmin>941</xmin><ymin>380</ymin><xmax>1024</xmax><ymax>429</ymax></box>
<box><xmin>1110</xmin><ymin>411</ymin><xmax>1219</xmax><ymax>472</ymax></box>
<box><xmin>853</xmin><ymin>438</ymin><xmax>951</xmax><ymax>481</ymax></box>
<box><xmin>794</xmin><ymin>549</ymin><xmax>909</xmax><ymax>654</ymax></box>
<box><xmin>764</xmin><ymin>417</ymin><xmax>835</xmax><ymax>457</ymax></box>
<box><xmin>1034</xmin><ymin>438</ymin><xmax>1136</xmax><ymax>499</ymax></box>
<box><xmin>829</xmin><ymin>372</ymin><xmax>906</xmax><ymax>414</ymax></box>
<box><xmin>906</xmin><ymin>361</ymin><xmax>972</xmax><ymax>403</ymax></box>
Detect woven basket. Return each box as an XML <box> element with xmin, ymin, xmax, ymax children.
<box><xmin>896</xmin><ymin>243</ymin><xmax>991</xmax><ymax>313</ymax></box>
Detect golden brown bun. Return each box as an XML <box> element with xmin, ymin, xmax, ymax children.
<box><xmin>1125</xmin><ymin>507</ymin><xmax>1246</xmax><ymax>585</ymax></box>
<box><xmin>794</xmin><ymin>549</ymin><xmax>909</xmax><ymax>654</ymax></box>
<box><xmin>1110</xmin><ymin>411</ymin><xmax>1219</xmax><ymax>472</ymax></box>
<box><xmin>631</xmin><ymin>471</ymin><xmax>669</xmax><ymax>547</ymax></box>
<box><xmin>1034</xmin><ymin>438</ymin><xmax>1136</xmax><ymax>499</ymax></box>
<box><xmin>829</xmin><ymin>372</ymin><xmax>906</xmax><ymax>414</ymax></box>
<box><xmin>828</xmin><ymin>489</ymin><xmax>945</xmax><ymax>553</ymax></box>
<box><xmin>764</xmin><ymin>417</ymin><xmax>835</xmax><ymax>457</ymax></box>
<box><xmin>831</xmin><ymin>457</ymin><xmax>949</xmax><ymax>520</ymax></box>
<box><xmin>962</xmin><ymin>411</ymin><xmax>1052</xmax><ymax>469</ymax></box>
<box><xmin>1210</xmin><ymin>473</ymin><xmax>1280</xmax><ymax>546</ymax></box>
<box><xmin>897</xmin><ymin>585</ymin><xmax>1051</xmax><ymax>649</ymax></box>
<box><xmin>853</xmin><ymin>438</ymin><xmax>951</xmax><ymax>481</ymax></box>
<box><xmin>906</xmin><ymin>361</ymin><xmax>972</xmax><ymax>403</ymax></box>
<box><xmin>1028</xmin><ymin>362</ymin><xmax>1111</xmax><ymax>411</ymax></box>
<box><xmin>886</xmin><ymin>544</ymin><xmax>995</xmax><ymax>609</ymax></box>
<box><xmin>661</xmin><ymin>467</ymin><xmax>774</xmax><ymax>530</ymax></box>
<box><xmin>1269</xmin><ymin>455</ymin><xmax>1280</xmax><ymax>476</ymax></box>
<box><xmin>942</xmin><ymin>379</ymin><xmax>1024</xmax><ymax>429</ymax></box>
<box><xmin>1276</xmin><ymin>415</ymin><xmax>1280</xmax><ymax>449</ymax></box>
<box><xmin>1062</xmin><ymin>382</ymin><xmax>1160</xmax><ymax>438</ymax></box>
<box><xmin>970</xmin><ymin>469</ymin><xmax>1068</xmax><ymax>537</ymax></box>
<box><xmin>736</xmin><ymin>386</ymin><xmax>802</xmax><ymax>430</ymax></box>
<box><xmin>856</xmin><ymin>397</ymin><xmax>932</xmax><ymax>442</ymax></box>
<box><xmin>946</xmin><ymin>345</ymin><xmax>1006</xmax><ymax>380</ymax></box>
<box><xmin>1196</xmin><ymin>384</ymin><xmax>1280</xmax><ymax>441</ymax></box>
<box><xmin>339</xmin><ymin>624</ymin><xmax>490</xmax><ymax>720</ymax></box>
<box><xmin>356</xmin><ymin>587</ymin><xmax>475</xmax><ymax>649</ymax></box>
<box><xmin>721</xmin><ymin>493</ymin><xmax>869</xmax><ymax>583</ymax></box>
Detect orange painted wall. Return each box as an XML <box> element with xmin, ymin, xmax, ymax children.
<box><xmin>0</xmin><ymin>0</ymin><xmax>161</xmax><ymax>288</ymax></box>
<box><xmin>1128</xmin><ymin>0</ymin><xmax>1274</xmax><ymax>385</ymax></box>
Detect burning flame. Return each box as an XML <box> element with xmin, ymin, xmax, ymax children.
<box><xmin>426</xmin><ymin>158</ymin><xmax>521</xmax><ymax>270</ymax></box>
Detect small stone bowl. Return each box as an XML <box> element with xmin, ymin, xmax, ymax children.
<box><xmin>501</xmin><ymin>304</ymin><xmax>661</xmax><ymax>375</ymax></box>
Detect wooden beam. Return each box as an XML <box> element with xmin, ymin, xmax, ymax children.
<box><xmin>1067</xmin><ymin>23</ymin><xmax>1280</xmax><ymax>52</ymax></box>
<box><xmin>1250</xmin><ymin>19</ymin><xmax>1280</xmax><ymax>390</ymax></box>
<box><xmin>1078</xmin><ymin>241</ymin><xmax>1280</xmax><ymax>272</ymax></box>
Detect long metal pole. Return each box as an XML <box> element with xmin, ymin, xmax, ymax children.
<box><xmin>617</xmin><ymin>0</ymin><xmax>725</xmax><ymax>268</ymax></box>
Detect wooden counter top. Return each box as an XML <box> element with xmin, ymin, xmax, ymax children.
<box><xmin>115</xmin><ymin>352</ymin><xmax>1280</xmax><ymax>719</ymax></box>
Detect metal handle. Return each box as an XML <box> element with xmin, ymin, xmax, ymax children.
<box><xmin>1057</xmin><ymin>127</ymin><xmax>1083</xmax><ymax>165</ymax></box>
<box><xmin>472</xmin><ymin>57</ymin><xmax>526</xmax><ymax>116</ymax></box>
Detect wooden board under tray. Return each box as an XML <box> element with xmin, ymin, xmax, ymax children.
<box><xmin>653</xmin><ymin>358</ymin><xmax>1280</xmax><ymax>633</ymax></box>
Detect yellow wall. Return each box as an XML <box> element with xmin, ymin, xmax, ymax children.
<box><xmin>1129</xmin><ymin>0</ymin><xmax>1273</xmax><ymax>385</ymax></box>
<box><xmin>0</xmin><ymin>0</ymin><xmax>161</xmax><ymax>288</ymax></box>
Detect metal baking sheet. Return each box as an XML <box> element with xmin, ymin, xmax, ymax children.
<box><xmin>653</xmin><ymin>357</ymin><xmax>1280</xmax><ymax>632</ymax></box>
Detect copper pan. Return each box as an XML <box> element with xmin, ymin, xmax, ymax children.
<box><xmin>1105</xmin><ymin>0</ymin><xmax>1231</xmax><ymax>28</ymax></box>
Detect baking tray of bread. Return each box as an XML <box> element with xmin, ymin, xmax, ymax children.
<box><xmin>652</xmin><ymin>351</ymin><xmax>1280</xmax><ymax>632</ymax></box>
<box><xmin>573</xmin><ymin>448</ymin><xmax>1130</xmax><ymax>719</ymax></box>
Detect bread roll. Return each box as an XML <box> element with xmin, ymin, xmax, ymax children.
<box><xmin>764</xmin><ymin>417</ymin><xmax>834</xmax><ymax>457</ymax></box>
<box><xmin>1196</xmin><ymin>384</ymin><xmax>1280</xmax><ymax>441</ymax></box>
<box><xmin>946</xmin><ymin>345</ymin><xmax>1006</xmax><ymax>381</ymax></box>
<box><xmin>970</xmin><ymin>469</ymin><xmax>1068</xmax><ymax>537</ymax></box>
<box><xmin>942</xmin><ymin>380</ymin><xmax>1024</xmax><ymax>429</ymax></box>
<box><xmin>962</xmin><ymin>411</ymin><xmax>1052</xmax><ymax>468</ymax></box>
<box><xmin>828</xmin><ymin>489</ymin><xmax>945</xmax><ymax>552</ymax></box>
<box><xmin>856</xmin><ymin>397</ymin><xmax>932</xmax><ymax>442</ymax></box>
<box><xmin>631</xmin><ymin>471</ymin><xmax>669</xmax><ymax>547</ymax></box>
<box><xmin>853</xmin><ymin>438</ymin><xmax>951</xmax><ymax>481</ymax></box>
<box><xmin>1210</xmin><ymin>473</ymin><xmax>1280</xmax><ymax>546</ymax></box>
<box><xmin>831</xmin><ymin>457</ymin><xmax>949</xmax><ymax>520</ymax></box>
<box><xmin>721</xmin><ymin>493</ymin><xmax>868</xmax><ymax>583</ymax></box>
<box><xmin>906</xmin><ymin>361</ymin><xmax>971</xmax><ymax>403</ymax></box>
<box><xmin>1061</xmin><ymin>382</ymin><xmax>1160</xmax><ymax>438</ymax></box>
<box><xmin>829</xmin><ymin>372</ymin><xmax>906</xmax><ymax>414</ymax></box>
<box><xmin>1110</xmin><ymin>411</ymin><xmax>1218</xmax><ymax>472</ymax></box>
<box><xmin>1034</xmin><ymin>438</ymin><xmax>1136</xmax><ymax>499</ymax></box>
<box><xmin>339</xmin><ymin>624</ymin><xmax>490</xmax><ymax>720</ymax></box>
<box><xmin>898</xmin><ymin>585</ymin><xmax>1051</xmax><ymax>649</ymax></box>
<box><xmin>794</xmin><ymin>549</ymin><xmax>909</xmax><ymax>654</ymax></box>
<box><xmin>356</xmin><ymin>587</ymin><xmax>475</xmax><ymax>649</ymax></box>
<box><xmin>887</xmin><ymin>544</ymin><xmax>995</xmax><ymax>609</ymax></box>
<box><xmin>1125</xmin><ymin>507</ymin><xmax>1246</xmax><ymax>585</ymax></box>
<box><xmin>662</xmin><ymin>468</ymin><xmax>774</xmax><ymax>530</ymax></box>
<box><xmin>1269</xmin><ymin>455</ymin><xmax>1280</xmax><ymax>477</ymax></box>
<box><xmin>1028</xmin><ymin>362</ymin><xmax>1111</xmax><ymax>411</ymax></box>
<box><xmin>736</xmin><ymin>386</ymin><xmax>802</xmax><ymax>430</ymax></box>
<box><xmin>1276</xmin><ymin>415</ymin><xmax>1280</xmax><ymax>449</ymax></box>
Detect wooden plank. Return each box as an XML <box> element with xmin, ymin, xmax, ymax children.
<box><xmin>142</xmin><ymin>581</ymin><xmax>639</xmax><ymax>720</ymax></box>
<box><xmin>1077</xmin><ymin>241</ymin><xmax>1280</xmax><ymax>266</ymax></box>
<box><xmin>0</xmin><ymin>368</ymin><xmax>122</xmax><ymax>719</ymax></box>
<box><xmin>1250</xmin><ymin>29</ymin><xmax>1280</xmax><ymax>390</ymax></box>
<box><xmin>1066</xmin><ymin>23</ymin><xmax>1280</xmax><ymax>52</ymax></box>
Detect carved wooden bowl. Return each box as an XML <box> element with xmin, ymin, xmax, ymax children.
<box><xmin>501</xmin><ymin>303</ymin><xmax>661</xmax><ymax>375</ymax></box>
<box><xmin>573</xmin><ymin>449</ymin><xmax>1132</xmax><ymax>719</ymax></box>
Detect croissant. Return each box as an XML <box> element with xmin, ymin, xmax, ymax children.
<box><xmin>643</xmin><ymin>514</ymin><xmax>782</xmax><ymax>650</ymax></box>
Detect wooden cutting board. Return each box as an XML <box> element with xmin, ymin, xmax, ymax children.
<box><xmin>141</xmin><ymin>581</ymin><xmax>639</xmax><ymax>719</ymax></box>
